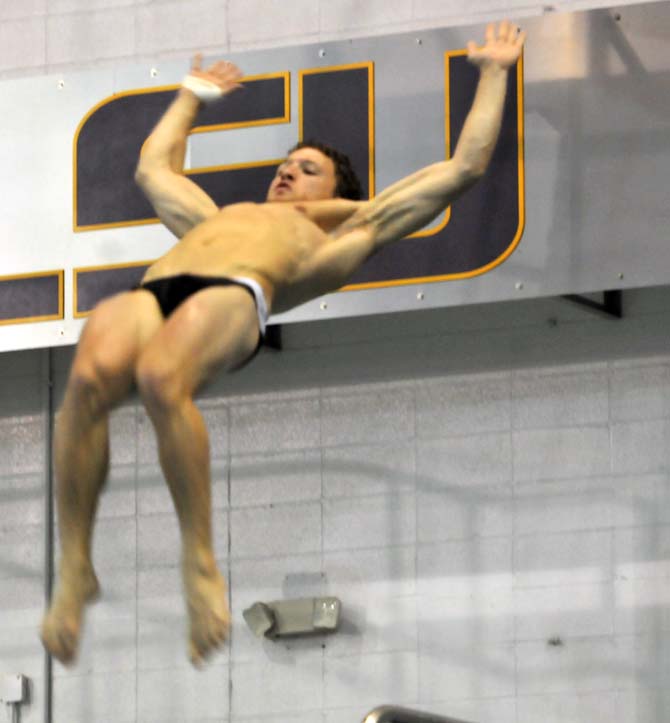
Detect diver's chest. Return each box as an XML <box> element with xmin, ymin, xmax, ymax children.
<box><xmin>268</xmin><ymin>216</ymin><xmax>330</xmax><ymax>260</ymax></box>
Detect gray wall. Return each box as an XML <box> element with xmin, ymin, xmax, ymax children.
<box><xmin>0</xmin><ymin>0</ymin><xmax>661</xmax><ymax>81</ymax></box>
<box><xmin>3</xmin><ymin>288</ymin><xmax>670</xmax><ymax>723</ymax></box>
<box><xmin>1</xmin><ymin>2</ymin><xmax>669</xmax><ymax>723</ymax></box>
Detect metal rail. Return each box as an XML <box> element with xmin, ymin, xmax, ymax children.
<box><xmin>362</xmin><ymin>706</ymin><xmax>474</xmax><ymax>723</ymax></box>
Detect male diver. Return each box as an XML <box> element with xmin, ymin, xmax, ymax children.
<box><xmin>41</xmin><ymin>21</ymin><xmax>525</xmax><ymax>666</ymax></box>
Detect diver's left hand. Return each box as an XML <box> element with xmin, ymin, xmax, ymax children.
<box><xmin>467</xmin><ymin>20</ymin><xmax>525</xmax><ymax>70</ymax></box>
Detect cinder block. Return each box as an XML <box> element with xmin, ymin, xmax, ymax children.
<box><xmin>412</xmin><ymin>0</ymin><xmax>506</xmax><ymax>22</ymax></box>
<box><xmin>0</xmin><ymin>524</ymin><xmax>43</xmax><ymax>579</ymax></box>
<box><xmin>513</xmin><ymin>364</ymin><xmax>609</xmax><ymax>428</ymax></box>
<box><xmin>232</xmin><ymin>618</ymin><xmax>323</xmax><ymax>683</ymax></box>
<box><xmin>228</xmin><ymin>0</ymin><xmax>319</xmax><ymax>44</ymax></box>
<box><xmin>230</xmin><ymin>395</ymin><xmax>320</xmax><ymax>454</ymax></box>
<box><xmin>513</xmin><ymin>427</ymin><xmax>611</xmax><ymax>482</ymax></box>
<box><xmin>232</xmin><ymin>652</ymin><xmax>323</xmax><ymax>716</ymax></box>
<box><xmin>514</xmin><ymin>582</ymin><xmax>615</xmax><ymax>641</ymax></box>
<box><xmin>418</xmin><ymin>592</ymin><xmax>515</xmax><ymax>648</ymax></box>
<box><xmin>138</xmin><ymin>510</ymin><xmax>229</xmax><ymax>568</ymax></box>
<box><xmin>515</xmin><ymin>530</ymin><xmax>612</xmax><ymax>587</ymax></box>
<box><xmin>417</xmin><ymin>537</ymin><xmax>514</xmax><ymax>598</ymax></box>
<box><xmin>325</xmin><ymin>707</ymin><xmax>370</xmax><ymax>723</ymax></box>
<box><xmin>137</xmin><ymin>606</ymin><xmax>187</xmax><ymax>674</ymax></box>
<box><xmin>0</xmin><ymin>474</ymin><xmax>44</xmax><ymax>529</ymax></box>
<box><xmin>615</xmin><ymin>633</ymin><xmax>670</xmax><ymax>691</ymax></box>
<box><xmin>615</xmin><ymin>686</ymin><xmax>670</xmax><ymax>723</ymax></box>
<box><xmin>211</xmin><ymin>465</ymin><xmax>230</xmax><ymax>512</ymax></box>
<box><xmin>96</xmin><ymin>465</ymin><xmax>136</xmax><ymax>520</ymax></box>
<box><xmin>418</xmin><ymin>483</ymin><xmax>513</xmax><ymax>542</ymax></box>
<box><xmin>515</xmin><ymin>636</ymin><xmax>635</xmax><ymax>695</ymax></box>
<box><xmin>0</xmin><ymin>574</ymin><xmax>43</xmax><ymax>628</ymax></box>
<box><xmin>137</xmin><ymin>462</ymin><xmax>228</xmax><ymax>516</ymax></box>
<box><xmin>322</xmin><ymin>442</ymin><xmax>415</xmax><ymax>498</ymax></box>
<box><xmin>231</xmin><ymin>449</ymin><xmax>321</xmax><ymax>507</ymax></box>
<box><xmin>202</xmin><ymin>401</ymin><xmax>230</xmax><ymax>461</ymax></box>
<box><xmin>137</xmin><ymin>567</ymin><xmax>196</xmax><ymax>671</ymax></box>
<box><xmin>46</xmin><ymin>568</ymin><xmax>135</xmax><ymax>671</ymax></box>
<box><xmin>419</xmin><ymin>641</ymin><xmax>515</xmax><ymax>701</ymax></box>
<box><xmin>137</xmin><ymin>664</ymin><xmax>229</xmax><ymax>722</ymax></box>
<box><xmin>0</xmin><ymin>1</ymin><xmax>45</xmax><ymax>21</ymax></box>
<box><xmin>89</xmin><ymin>516</ymin><xmax>136</xmax><ymax>571</ymax></box>
<box><xmin>515</xmin><ymin>478</ymin><xmax>614</xmax><ymax>535</ymax></box>
<box><xmin>137</xmin><ymin>410</ymin><xmax>158</xmax><ymax>465</ymax></box>
<box><xmin>233</xmin><ymin>715</ymin><xmax>317</xmax><ymax>723</ymax></box>
<box><xmin>428</xmin><ymin>699</ymin><xmax>517</xmax><ymax>723</ymax></box>
<box><xmin>323</xmin><ymin>492</ymin><xmax>416</xmax><ymax>551</ymax></box>
<box><xmin>324</xmin><ymin>650</ymin><xmax>418</xmax><ymax>709</ymax></box>
<box><xmin>0</xmin><ymin>416</ymin><xmax>45</xmax><ymax>475</ymax></box>
<box><xmin>230</xmin><ymin>502</ymin><xmax>321</xmax><ymax>558</ymax></box>
<box><xmin>321</xmin><ymin>386</ymin><xmax>414</xmax><ymax>447</ymax></box>
<box><xmin>517</xmin><ymin>691</ymin><xmax>620</xmax><ymax>723</ymax></box>
<box><xmin>230</xmin><ymin>553</ymin><xmax>324</xmax><ymax>610</ymax></box>
<box><xmin>137</xmin><ymin>0</ymin><xmax>228</xmax><ymax>56</ymax></box>
<box><xmin>0</xmin><ymin>18</ymin><xmax>45</xmax><ymax>72</ymax></box>
<box><xmin>0</xmin><ymin>625</ymin><xmax>44</xmax><ymax>684</ymax></box>
<box><xmin>614</xmin><ymin>527</ymin><xmax>670</xmax><ymax>580</ymax></box>
<box><xmin>325</xmin><ymin>593</ymin><xmax>418</xmax><ymax>658</ymax></box>
<box><xmin>87</xmin><ymin>567</ymin><xmax>136</xmax><ymax>621</ymax></box>
<box><xmin>46</xmin><ymin>9</ymin><xmax>135</xmax><ymax>65</ymax></box>
<box><xmin>136</xmin><ymin>466</ymin><xmax>175</xmax><ymax>517</ymax></box>
<box><xmin>50</xmin><ymin>0</ymin><xmax>134</xmax><ymax>13</ymax></box>
<box><xmin>323</xmin><ymin>546</ymin><xmax>417</xmax><ymax>657</ymax></box>
<box><xmin>613</xmin><ymin>473</ymin><xmax>670</xmax><ymax>528</ymax></box>
<box><xmin>54</xmin><ymin>670</ymin><xmax>136</xmax><ymax>723</ymax></box>
<box><xmin>416</xmin><ymin>371</ymin><xmax>511</xmax><ymax>438</ymax></box>
<box><xmin>324</xmin><ymin>545</ymin><xmax>416</xmax><ymax>599</ymax></box>
<box><xmin>319</xmin><ymin>0</ymin><xmax>412</xmax><ymax>33</ymax></box>
<box><xmin>614</xmin><ymin>577</ymin><xmax>670</xmax><ymax>635</ymax></box>
<box><xmin>611</xmin><ymin>419</ymin><xmax>670</xmax><ymax>475</ymax></box>
<box><xmin>56</xmin><ymin>615</ymin><xmax>137</xmax><ymax>676</ymax></box>
<box><xmin>417</xmin><ymin>433</ymin><xmax>512</xmax><ymax>487</ymax></box>
<box><xmin>609</xmin><ymin>360</ymin><xmax>670</xmax><ymax>422</ymax></box>
<box><xmin>108</xmin><ymin>407</ymin><xmax>137</xmax><ymax>466</ymax></box>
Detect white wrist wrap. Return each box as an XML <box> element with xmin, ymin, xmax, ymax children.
<box><xmin>181</xmin><ymin>75</ymin><xmax>223</xmax><ymax>103</ymax></box>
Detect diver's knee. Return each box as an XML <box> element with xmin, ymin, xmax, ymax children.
<box><xmin>136</xmin><ymin>355</ymin><xmax>185</xmax><ymax>415</ymax></box>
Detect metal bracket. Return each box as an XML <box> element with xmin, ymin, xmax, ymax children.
<box><xmin>562</xmin><ymin>289</ymin><xmax>622</xmax><ymax>319</ymax></box>
<box><xmin>243</xmin><ymin>596</ymin><xmax>341</xmax><ymax>639</ymax></box>
<box><xmin>0</xmin><ymin>674</ymin><xmax>28</xmax><ymax>704</ymax></box>
<box><xmin>264</xmin><ymin>324</ymin><xmax>283</xmax><ymax>351</ymax></box>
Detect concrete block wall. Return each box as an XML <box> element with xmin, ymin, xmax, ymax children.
<box><xmin>0</xmin><ymin>351</ymin><xmax>48</xmax><ymax>723</ymax></box>
<box><xmin>2</xmin><ymin>288</ymin><xmax>668</xmax><ymax>722</ymax></box>
<box><xmin>0</xmin><ymin>0</ymin><xmax>661</xmax><ymax>79</ymax></box>
<box><xmin>1</xmin><ymin>1</ymin><xmax>669</xmax><ymax>722</ymax></box>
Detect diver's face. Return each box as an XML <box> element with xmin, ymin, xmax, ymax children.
<box><xmin>267</xmin><ymin>147</ymin><xmax>338</xmax><ymax>202</ymax></box>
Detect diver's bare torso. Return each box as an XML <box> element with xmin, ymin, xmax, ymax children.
<box><xmin>142</xmin><ymin>199</ymin><xmax>365</xmax><ymax>312</ymax></box>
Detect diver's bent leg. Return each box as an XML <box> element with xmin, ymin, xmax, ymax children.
<box><xmin>136</xmin><ymin>285</ymin><xmax>259</xmax><ymax>664</ymax></box>
<box><xmin>41</xmin><ymin>291</ymin><xmax>163</xmax><ymax>665</ymax></box>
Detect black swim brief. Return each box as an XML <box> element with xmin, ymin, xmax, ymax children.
<box><xmin>138</xmin><ymin>273</ymin><xmax>270</xmax><ymax>366</ymax></box>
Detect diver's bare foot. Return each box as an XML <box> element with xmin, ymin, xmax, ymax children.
<box><xmin>40</xmin><ymin>563</ymin><xmax>100</xmax><ymax>665</ymax></box>
<box><xmin>183</xmin><ymin>557</ymin><xmax>230</xmax><ymax>667</ymax></box>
